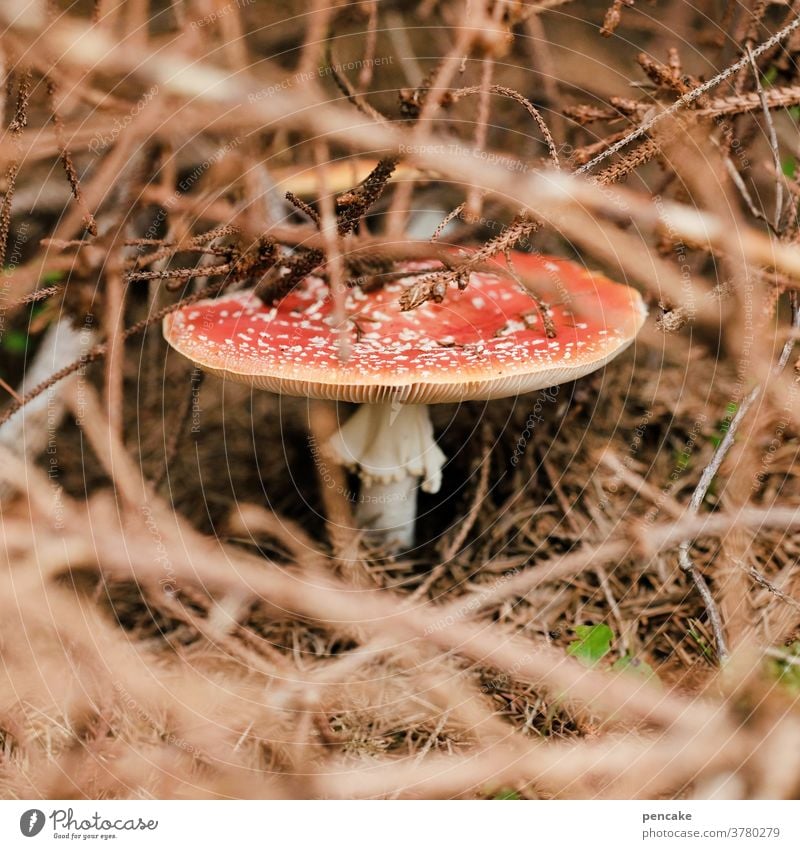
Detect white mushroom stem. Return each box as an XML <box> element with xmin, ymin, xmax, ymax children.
<box><xmin>326</xmin><ymin>402</ymin><xmax>446</xmax><ymax>549</ymax></box>
<box><xmin>354</xmin><ymin>477</ymin><xmax>419</xmax><ymax>550</ymax></box>
<box><xmin>0</xmin><ymin>318</ymin><xmax>95</xmax><ymax>503</ymax></box>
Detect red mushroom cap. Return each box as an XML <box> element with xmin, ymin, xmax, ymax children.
<box><xmin>163</xmin><ymin>252</ymin><xmax>646</xmax><ymax>404</ymax></box>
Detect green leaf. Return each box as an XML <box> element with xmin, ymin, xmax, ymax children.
<box><xmin>763</xmin><ymin>66</ymin><xmax>779</xmax><ymax>86</ymax></box>
<box><xmin>3</xmin><ymin>329</ymin><xmax>28</xmax><ymax>354</ymax></box>
<box><xmin>783</xmin><ymin>157</ymin><xmax>797</xmax><ymax>179</ymax></box>
<box><xmin>567</xmin><ymin>624</ymin><xmax>614</xmax><ymax>666</ymax></box>
<box><xmin>41</xmin><ymin>270</ymin><xmax>64</xmax><ymax>284</ymax></box>
<box><xmin>612</xmin><ymin>654</ymin><xmax>656</xmax><ymax>679</ymax></box>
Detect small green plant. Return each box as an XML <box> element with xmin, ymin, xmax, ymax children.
<box><xmin>492</xmin><ymin>788</ymin><xmax>521</xmax><ymax>800</ymax></box>
<box><xmin>762</xmin><ymin>65</ymin><xmax>779</xmax><ymax>86</ymax></box>
<box><xmin>767</xmin><ymin>643</ymin><xmax>800</xmax><ymax>692</ymax></box>
<box><xmin>710</xmin><ymin>401</ymin><xmax>738</xmax><ymax>449</ymax></box>
<box><xmin>41</xmin><ymin>270</ymin><xmax>64</xmax><ymax>284</ymax></box>
<box><xmin>567</xmin><ymin>624</ymin><xmax>658</xmax><ymax>681</ymax></box>
<box><xmin>688</xmin><ymin>625</ymin><xmax>715</xmax><ymax>661</ymax></box>
<box><xmin>612</xmin><ymin>654</ymin><xmax>656</xmax><ymax>679</ymax></box>
<box><xmin>2</xmin><ymin>328</ymin><xmax>28</xmax><ymax>354</ymax></box>
<box><xmin>567</xmin><ymin>624</ymin><xmax>614</xmax><ymax>666</ymax></box>
<box><xmin>672</xmin><ymin>446</ymin><xmax>693</xmax><ymax>472</ymax></box>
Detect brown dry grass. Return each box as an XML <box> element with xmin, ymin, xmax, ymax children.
<box><xmin>1</xmin><ymin>0</ymin><xmax>800</xmax><ymax>800</ymax></box>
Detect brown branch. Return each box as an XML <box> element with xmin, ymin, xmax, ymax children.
<box><xmin>575</xmin><ymin>14</ymin><xmax>800</xmax><ymax>175</ymax></box>
<box><xmin>449</xmin><ymin>83</ymin><xmax>561</xmax><ymax>169</ymax></box>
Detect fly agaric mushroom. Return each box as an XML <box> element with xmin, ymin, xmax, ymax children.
<box><xmin>163</xmin><ymin>252</ymin><xmax>646</xmax><ymax>549</ymax></box>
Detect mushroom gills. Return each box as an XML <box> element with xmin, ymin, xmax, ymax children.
<box><xmin>326</xmin><ymin>402</ymin><xmax>446</xmax><ymax>548</ymax></box>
